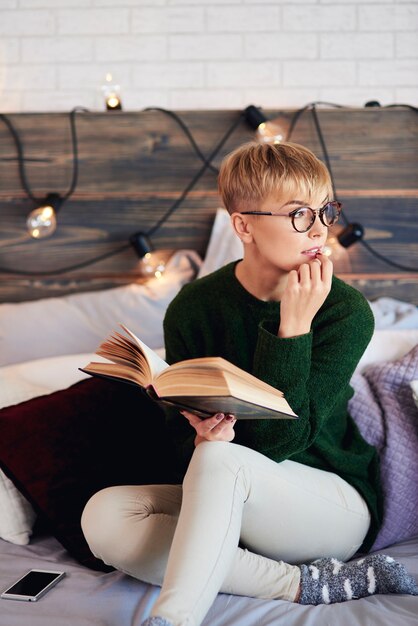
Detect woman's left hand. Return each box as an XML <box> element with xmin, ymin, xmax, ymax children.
<box><xmin>181</xmin><ymin>410</ymin><xmax>236</xmax><ymax>446</ymax></box>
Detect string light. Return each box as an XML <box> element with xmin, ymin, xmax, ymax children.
<box><xmin>0</xmin><ymin>108</ymin><xmax>84</xmax><ymax>240</ymax></box>
<box><xmin>138</xmin><ymin>253</ymin><xmax>166</xmax><ymax>279</ymax></box>
<box><xmin>102</xmin><ymin>73</ymin><xmax>122</xmax><ymax>111</ymax></box>
<box><xmin>26</xmin><ymin>193</ymin><xmax>62</xmax><ymax>239</ymax></box>
<box><xmin>323</xmin><ymin>224</ymin><xmax>364</xmax><ymax>272</ymax></box>
<box><xmin>129</xmin><ymin>231</ymin><xmax>165</xmax><ymax>277</ymax></box>
<box><xmin>244</xmin><ymin>105</ymin><xmax>283</xmax><ymax>144</ymax></box>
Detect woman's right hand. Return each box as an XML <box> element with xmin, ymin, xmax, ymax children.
<box><xmin>180</xmin><ymin>410</ymin><xmax>236</xmax><ymax>446</ymax></box>
<box><xmin>279</xmin><ymin>253</ymin><xmax>333</xmax><ymax>338</ymax></box>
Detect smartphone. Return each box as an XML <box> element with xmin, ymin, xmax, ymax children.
<box><xmin>1</xmin><ymin>569</ymin><xmax>65</xmax><ymax>602</ymax></box>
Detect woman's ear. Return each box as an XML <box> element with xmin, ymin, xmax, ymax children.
<box><xmin>230</xmin><ymin>213</ymin><xmax>253</xmax><ymax>244</ymax></box>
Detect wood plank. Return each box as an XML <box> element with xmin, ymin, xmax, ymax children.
<box><xmin>0</xmin><ymin>108</ymin><xmax>417</xmax><ymax>303</ymax></box>
<box><xmin>0</xmin><ymin>109</ymin><xmax>416</xmax><ymax>194</ymax></box>
<box><xmin>342</xmin><ymin>275</ymin><xmax>418</xmax><ymax>305</ymax></box>
<box><xmin>3</xmin><ymin>273</ymin><xmax>418</xmax><ymax>305</ymax></box>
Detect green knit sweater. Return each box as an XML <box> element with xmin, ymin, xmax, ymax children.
<box><xmin>163</xmin><ymin>261</ymin><xmax>383</xmax><ymax>551</ymax></box>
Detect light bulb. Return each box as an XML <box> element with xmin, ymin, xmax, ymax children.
<box><xmin>26</xmin><ymin>203</ymin><xmax>57</xmax><ymax>239</ymax></box>
<box><xmin>138</xmin><ymin>252</ymin><xmax>166</xmax><ymax>278</ymax></box>
<box><xmin>323</xmin><ymin>233</ymin><xmax>352</xmax><ymax>273</ymax></box>
<box><xmin>243</xmin><ymin>105</ymin><xmax>284</xmax><ymax>145</ymax></box>
<box><xmin>256</xmin><ymin>120</ymin><xmax>283</xmax><ymax>145</ymax></box>
<box><xmin>102</xmin><ymin>73</ymin><xmax>122</xmax><ymax>111</ymax></box>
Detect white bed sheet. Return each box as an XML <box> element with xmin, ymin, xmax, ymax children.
<box><xmin>1</xmin><ymin>533</ymin><xmax>418</xmax><ymax>626</ymax></box>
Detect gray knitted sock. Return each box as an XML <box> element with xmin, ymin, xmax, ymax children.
<box><xmin>141</xmin><ymin>618</ymin><xmax>173</xmax><ymax>626</ymax></box>
<box><xmin>299</xmin><ymin>554</ymin><xmax>418</xmax><ymax>605</ymax></box>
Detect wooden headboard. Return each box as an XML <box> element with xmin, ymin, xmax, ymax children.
<box><xmin>1</xmin><ymin>108</ymin><xmax>417</xmax><ymax>303</ymax></box>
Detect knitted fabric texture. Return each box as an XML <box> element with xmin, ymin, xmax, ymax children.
<box><xmin>349</xmin><ymin>345</ymin><xmax>418</xmax><ymax>550</ymax></box>
<box><xmin>141</xmin><ymin>617</ymin><xmax>173</xmax><ymax>626</ymax></box>
<box><xmin>299</xmin><ymin>555</ymin><xmax>418</xmax><ymax>605</ymax></box>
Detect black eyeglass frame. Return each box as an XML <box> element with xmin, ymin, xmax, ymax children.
<box><xmin>239</xmin><ymin>201</ymin><xmax>342</xmax><ymax>233</ymax></box>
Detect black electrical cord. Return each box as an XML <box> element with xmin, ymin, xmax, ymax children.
<box><xmin>147</xmin><ymin>111</ymin><xmax>243</xmax><ymax>238</ymax></box>
<box><xmin>0</xmin><ymin>242</ymin><xmax>130</xmax><ymax>277</ymax></box>
<box><xmin>0</xmin><ymin>107</ymin><xmax>87</xmax><ymax>202</ymax></box>
<box><xmin>384</xmin><ymin>103</ymin><xmax>418</xmax><ymax>113</ymax></box>
<box><xmin>285</xmin><ymin>104</ymin><xmax>311</xmax><ymax>143</ymax></box>
<box><xmin>286</xmin><ymin>101</ymin><xmax>349</xmax><ymax>228</ymax></box>
<box><xmin>286</xmin><ymin>101</ymin><xmax>418</xmax><ymax>144</ymax></box>
<box><xmin>143</xmin><ymin>107</ymin><xmax>219</xmax><ymax>174</ymax></box>
<box><xmin>309</xmin><ymin>104</ymin><xmax>349</xmax><ymax>226</ymax></box>
<box><xmin>357</xmin><ymin>239</ymin><xmax>418</xmax><ymax>273</ymax></box>
<box><xmin>0</xmin><ymin>110</ymin><xmax>243</xmax><ymax>276</ymax></box>
<box><xmin>289</xmin><ymin>101</ymin><xmax>418</xmax><ymax>273</ymax></box>
<box><xmin>285</xmin><ymin>101</ymin><xmax>345</xmax><ymax>144</ymax></box>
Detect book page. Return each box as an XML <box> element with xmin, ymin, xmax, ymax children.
<box><xmin>168</xmin><ymin>357</ymin><xmax>284</xmax><ymax>396</ymax></box>
<box><xmin>120</xmin><ymin>324</ymin><xmax>168</xmax><ymax>378</ymax></box>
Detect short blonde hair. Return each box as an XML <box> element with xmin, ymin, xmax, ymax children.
<box><xmin>218</xmin><ymin>141</ymin><xmax>333</xmax><ymax>214</ymax></box>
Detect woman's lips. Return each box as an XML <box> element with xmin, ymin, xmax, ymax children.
<box><xmin>302</xmin><ymin>247</ymin><xmax>322</xmax><ymax>257</ymax></box>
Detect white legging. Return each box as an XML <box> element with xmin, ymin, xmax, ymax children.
<box><xmin>81</xmin><ymin>442</ymin><xmax>370</xmax><ymax>626</ymax></box>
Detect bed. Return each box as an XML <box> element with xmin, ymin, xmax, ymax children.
<box><xmin>0</xmin><ymin>108</ymin><xmax>418</xmax><ymax>625</ymax></box>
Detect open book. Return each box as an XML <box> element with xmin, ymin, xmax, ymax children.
<box><xmin>80</xmin><ymin>324</ymin><xmax>298</xmax><ymax>421</ymax></box>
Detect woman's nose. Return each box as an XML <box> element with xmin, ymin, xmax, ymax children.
<box><xmin>309</xmin><ymin>216</ymin><xmax>327</xmax><ymax>237</ymax></box>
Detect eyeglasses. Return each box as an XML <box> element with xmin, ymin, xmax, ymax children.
<box><xmin>240</xmin><ymin>201</ymin><xmax>342</xmax><ymax>233</ymax></box>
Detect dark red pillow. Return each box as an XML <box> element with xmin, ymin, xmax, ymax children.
<box><xmin>0</xmin><ymin>378</ymin><xmax>177</xmax><ymax>571</ymax></box>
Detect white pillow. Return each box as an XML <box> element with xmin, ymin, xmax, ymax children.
<box><xmin>356</xmin><ymin>329</ymin><xmax>418</xmax><ymax>373</ymax></box>
<box><xmin>369</xmin><ymin>296</ymin><xmax>418</xmax><ymax>330</ymax></box>
<box><xmin>0</xmin><ymin>250</ymin><xmax>200</xmax><ymax>367</ymax></box>
<box><xmin>0</xmin><ymin>352</ymin><xmax>96</xmax><ymax>407</ymax></box>
<box><xmin>0</xmin><ymin>474</ymin><xmax>36</xmax><ymax>546</ymax></box>
<box><xmin>197</xmin><ymin>208</ymin><xmax>243</xmax><ymax>278</ymax></box>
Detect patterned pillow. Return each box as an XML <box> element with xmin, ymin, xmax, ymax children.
<box><xmin>349</xmin><ymin>345</ymin><xmax>418</xmax><ymax>550</ymax></box>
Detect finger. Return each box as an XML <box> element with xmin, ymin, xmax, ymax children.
<box><xmin>205</xmin><ymin>415</ymin><xmax>237</xmax><ymax>441</ymax></box>
<box><xmin>207</xmin><ymin>412</ymin><xmax>236</xmax><ymax>432</ymax></box>
<box><xmin>196</xmin><ymin>413</ymin><xmax>227</xmax><ymax>435</ymax></box>
<box><xmin>317</xmin><ymin>253</ymin><xmax>333</xmax><ymax>283</ymax></box>
<box><xmin>181</xmin><ymin>410</ymin><xmax>198</xmax><ymax>420</ymax></box>
<box><xmin>286</xmin><ymin>269</ymin><xmax>299</xmax><ymax>288</ymax></box>
<box><xmin>308</xmin><ymin>257</ymin><xmax>322</xmax><ymax>282</ymax></box>
<box><xmin>181</xmin><ymin>409</ymin><xmax>222</xmax><ymax>423</ymax></box>
<box><xmin>180</xmin><ymin>410</ymin><xmax>203</xmax><ymax>426</ymax></box>
<box><xmin>210</xmin><ymin>413</ymin><xmax>236</xmax><ymax>430</ymax></box>
<box><xmin>181</xmin><ymin>410</ymin><xmax>218</xmax><ymax>432</ymax></box>
<box><xmin>298</xmin><ymin>262</ymin><xmax>311</xmax><ymax>285</ymax></box>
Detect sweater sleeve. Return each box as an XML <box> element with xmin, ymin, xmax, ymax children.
<box><xmin>235</xmin><ymin>283</ymin><xmax>375</xmax><ymax>461</ymax></box>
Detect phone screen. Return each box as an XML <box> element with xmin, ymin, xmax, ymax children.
<box><xmin>2</xmin><ymin>571</ymin><xmax>64</xmax><ymax>599</ymax></box>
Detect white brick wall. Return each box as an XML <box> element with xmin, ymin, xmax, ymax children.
<box><xmin>0</xmin><ymin>0</ymin><xmax>417</xmax><ymax>112</ymax></box>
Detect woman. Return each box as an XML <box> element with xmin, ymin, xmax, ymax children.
<box><xmin>82</xmin><ymin>141</ymin><xmax>418</xmax><ymax>626</ymax></box>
